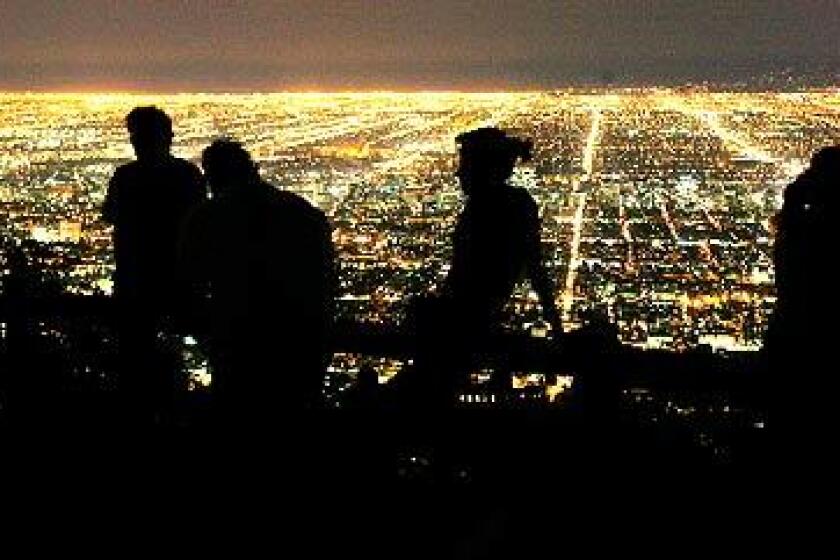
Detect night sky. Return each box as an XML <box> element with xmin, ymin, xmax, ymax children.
<box><xmin>1</xmin><ymin>0</ymin><xmax>838</xmax><ymax>90</ymax></box>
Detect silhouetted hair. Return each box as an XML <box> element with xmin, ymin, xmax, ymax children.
<box><xmin>201</xmin><ymin>139</ymin><xmax>259</xmax><ymax>185</ymax></box>
<box><xmin>810</xmin><ymin>146</ymin><xmax>840</xmax><ymax>177</ymax></box>
<box><xmin>456</xmin><ymin>127</ymin><xmax>533</xmax><ymax>164</ymax></box>
<box><xmin>455</xmin><ymin>127</ymin><xmax>533</xmax><ymax>187</ymax></box>
<box><xmin>125</xmin><ymin>106</ymin><xmax>173</xmax><ymax>138</ymax></box>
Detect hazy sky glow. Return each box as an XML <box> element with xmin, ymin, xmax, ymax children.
<box><xmin>2</xmin><ymin>1</ymin><xmax>839</xmax><ymax>91</ymax></box>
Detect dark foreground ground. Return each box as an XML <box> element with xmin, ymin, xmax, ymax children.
<box><xmin>2</xmin><ymin>395</ymin><xmax>823</xmax><ymax>559</ymax></box>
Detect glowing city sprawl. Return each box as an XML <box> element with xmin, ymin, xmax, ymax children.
<box><xmin>2</xmin><ymin>90</ymin><xmax>839</xmax><ymax>354</ymax></box>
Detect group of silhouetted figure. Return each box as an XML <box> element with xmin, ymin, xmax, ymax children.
<box><xmin>102</xmin><ymin>107</ymin><xmax>336</xmax><ymax>423</ymax></box>
<box><xmin>2</xmin><ymin>104</ymin><xmax>837</xmax><ymax>460</ymax></box>
<box><xmin>2</xmin><ymin>103</ymin><xmax>837</xmax><ymax>556</ymax></box>
<box><xmin>95</xmin><ymin>106</ymin><xmax>562</xmax><ymax>426</ymax></box>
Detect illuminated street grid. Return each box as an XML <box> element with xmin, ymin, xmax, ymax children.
<box><xmin>2</xmin><ymin>90</ymin><xmax>839</xmax><ymax>352</ymax></box>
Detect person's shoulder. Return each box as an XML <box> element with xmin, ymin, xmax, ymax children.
<box><xmin>275</xmin><ymin>188</ymin><xmax>311</xmax><ymax>207</ymax></box>
<box><xmin>785</xmin><ymin>170</ymin><xmax>821</xmax><ymax>203</ymax></box>
<box><xmin>111</xmin><ymin>161</ymin><xmax>140</xmax><ymax>181</ymax></box>
<box><xmin>169</xmin><ymin>157</ymin><xmax>203</xmax><ymax>177</ymax></box>
<box><xmin>274</xmin><ymin>190</ymin><xmax>332</xmax><ymax>238</ymax></box>
<box><xmin>114</xmin><ymin>160</ymin><xmax>139</xmax><ymax>173</ymax></box>
<box><xmin>170</xmin><ymin>156</ymin><xmax>200</xmax><ymax>169</ymax></box>
<box><xmin>166</xmin><ymin>158</ymin><xmax>205</xmax><ymax>201</ymax></box>
<box><xmin>276</xmin><ymin>189</ymin><xmax>325</xmax><ymax>217</ymax></box>
<box><xmin>509</xmin><ymin>187</ymin><xmax>537</xmax><ymax>213</ymax></box>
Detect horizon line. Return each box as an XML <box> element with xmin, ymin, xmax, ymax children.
<box><xmin>2</xmin><ymin>85</ymin><xmax>838</xmax><ymax>96</ymax></box>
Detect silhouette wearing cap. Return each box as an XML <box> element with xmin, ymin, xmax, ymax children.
<box><xmin>102</xmin><ymin>106</ymin><xmax>206</xmax><ymax>417</ymax></box>
<box><xmin>179</xmin><ymin>139</ymin><xmax>336</xmax><ymax>420</ymax></box>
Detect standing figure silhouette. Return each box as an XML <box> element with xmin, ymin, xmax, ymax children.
<box><xmin>180</xmin><ymin>140</ymin><xmax>336</xmax><ymax>423</ymax></box>
<box><xmin>102</xmin><ymin>106</ymin><xmax>206</xmax><ymax>419</ymax></box>
<box><xmin>766</xmin><ymin>146</ymin><xmax>840</xmax><ymax>463</ymax></box>
<box><xmin>404</xmin><ymin>127</ymin><xmax>562</xmax><ymax>407</ymax></box>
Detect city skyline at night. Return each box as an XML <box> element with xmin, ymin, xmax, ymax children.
<box><xmin>2</xmin><ymin>88</ymin><xmax>838</xmax><ymax>353</ymax></box>
<box><xmin>3</xmin><ymin>3</ymin><xmax>837</xmax><ymax>542</ymax></box>
<box><xmin>0</xmin><ymin>0</ymin><xmax>840</xmax><ymax>524</ymax></box>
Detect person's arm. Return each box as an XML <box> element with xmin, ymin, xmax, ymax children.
<box><xmin>175</xmin><ymin>207</ymin><xmax>212</xmax><ymax>336</ymax></box>
<box><xmin>320</xmin><ymin>216</ymin><xmax>338</xmax><ymax>360</ymax></box>
<box><xmin>101</xmin><ymin>170</ymin><xmax>120</xmax><ymax>224</ymax></box>
<box><xmin>773</xmin><ymin>174</ymin><xmax>810</xmax><ymax>306</ymax></box>
<box><xmin>319</xmin><ymin>215</ymin><xmax>338</xmax><ymax>329</ymax></box>
<box><xmin>525</xmin><ymin>202</ymin><xmax>563</xmax><ymax>338</ymax></box>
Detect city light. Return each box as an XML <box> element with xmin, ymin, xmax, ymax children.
<box><xmin>1</xmin><ymin>90</ymin><xmax>838</xmax><ymax>352</ymax></box>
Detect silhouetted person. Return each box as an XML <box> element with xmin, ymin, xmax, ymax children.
<box><xmin>766</xmin><ymin>146</ymin><xmax>840</xmax><ymax>463</ymax></box>
<box><xmin>403</xmin><ymin>127</ymin><xmax>562</xmax><ymax>406</ymax></box>
<box><xmin>180</xmin><ymin>140</ymin><xmax>336</xmax><ymax>421</ymax></box>
<box><xmin>102</xmin><ymin>106</ymin><xmax>206</xmax><ymax>419</ymax></box>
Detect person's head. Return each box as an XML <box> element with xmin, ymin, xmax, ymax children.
<box><xmin>455</xmin><ymin>127</ymin><xmax>533</xmax><ymax>196</ymax></box>
<box><xmin>810</xmin><ymin>146</ymin><xmax>840</xmax><ymax>179</ymax></box>
<box><xmin>125</xmin><ymin>106</ymin><xmax>173</xmax><ymax>161</ymax></box>
<box><xmin>201</xmin><ymin>139</ymin><xmax>260</xmax><ymax>197</ymax></box>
